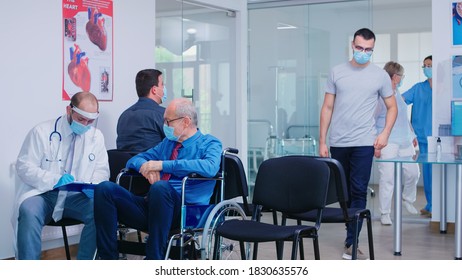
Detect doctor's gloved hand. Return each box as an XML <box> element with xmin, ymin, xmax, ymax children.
<box><xmin>54</xmin><ymin>174</ymin><xmax>75</xmax><ymax>189</ymax></box>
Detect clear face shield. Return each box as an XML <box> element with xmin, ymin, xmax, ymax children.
<box><xmin>69</xmin><ymin>105</ymin><xmax>99</xmax><ymax>135</ymax></box>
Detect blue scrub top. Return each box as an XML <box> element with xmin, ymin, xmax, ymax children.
<box><xmin>402</xmin><ymin>80</ymin><xmax>432</xmax><ymax>144</ymax></box>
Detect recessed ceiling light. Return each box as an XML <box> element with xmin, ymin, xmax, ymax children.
<box><xmin>277</xmin><ymin>22</ymin><xmax>297</xmax><ymax>30</ymax></box>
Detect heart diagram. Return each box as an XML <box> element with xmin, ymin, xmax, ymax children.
<box><xmin>86</xmin><ymin>7</ymin><xmax>107</xmax><ymax>51</ymax></box>
<box><xmin>68</xmin><ymin>44</ymin><xmax>91</xmax><ymax>92</ymax></box>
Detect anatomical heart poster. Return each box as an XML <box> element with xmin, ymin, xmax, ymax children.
<box><xmin>62</xmin><ymin>0</ymin><xmax>113</xmax><ymax>101</ymax></box>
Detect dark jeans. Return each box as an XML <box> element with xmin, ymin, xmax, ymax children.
<box><xmin>330</xmin><ymin>146</ymin><xmax>374</xmax><ymax>248</ymax></box>
<box><xmin>94</xmin><ymin>180</ymin><xmax>181</xmax><ymax>260</ymax></box>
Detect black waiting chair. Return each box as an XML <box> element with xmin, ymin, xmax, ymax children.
<box><xmin>282</xmin><ymin>156</ymin><xmax>375</xmax><ymax>260</ymax></box>
<box><xmin>46</xmin><ymin>218</ymin><xmax>83</xmax><ymax>260</ymax></box>
<box><xmin>107</xmin><ymin>149</ymin><xmax>150</xmax><ymax>257</ymax></box>
<box><xmin>107</xmin><ymin>149</ymin><xmax>149</xmax><ymax>196</ymax></box>
<box><xmin>221</xmin><ymin>151</ymin><xmax>253</xmax><ymax>216</ymax></box>
<box><xmin>212</xmin><ymin>156</ymin><xmax>330</xmax><ymax>260</ymax></box>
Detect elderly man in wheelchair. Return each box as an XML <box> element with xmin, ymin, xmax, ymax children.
<box><xmin>94</xmin><ymin>98</ymin><xmax>222</xmax><ymax>260</ymax></box>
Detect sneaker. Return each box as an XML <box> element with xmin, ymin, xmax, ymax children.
<box><xmin>403</xmin><ymin>201</ymin><xmax>418</xmax><ymax>214</ymax></box>
<box><xmin>342</xmin><ymin>246</ymin><xmax>369</xmax><ymax>260</ymax></box>
<box><xmin>420</xmin><ymin>208</ymin><xmax>432</xmax><ymax>218</ymax></box>
<box><xmin>380</xmin><ymin>214</ymin><xmax>392</xmax><ymax>225</ymax></box>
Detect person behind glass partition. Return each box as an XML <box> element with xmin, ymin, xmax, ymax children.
<box><xmin>402</xmin><ymin>55</ymin><xmax>433</xmax><ymax>217</ymax></box>
<box><xmin>375</xmin><ymin>61</ymin><xmax>421</xmax><ymax>226</ymax></box>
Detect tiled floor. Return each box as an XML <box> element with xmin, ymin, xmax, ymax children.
<box><xmin>42</xmin><ymin>185</ymin><xmax>456</xmax><ymax>260</ymax></box>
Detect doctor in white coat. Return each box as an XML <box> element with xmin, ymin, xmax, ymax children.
<box><xmin>13</xmin><ymin>91</ymin><xmax>109</xmax><ymax>259</ymax></box>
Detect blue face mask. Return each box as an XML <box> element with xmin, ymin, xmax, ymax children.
<box><xmin>162</xmin><ymin>85</ymin><xmax>167</xmax><ymax>103</ymax></box>
<box><xmin>70</xmin><ymin>120</ymin><xmax>91</xmax><ymax>135</ymax></box>
<box><xmin>163</xmin><ymin>124</ymin><xmax>179</xmax><ymax>141</ymax></box>
<box><xmin>353</xmin><ymin>51</ymin><xmax>372</xmax><ymax>65</ymax></box>
<box><xmin>423</xmin><ymin>67</ymin><xmax>432</xmax><ymax>79</ymax></box>
<box><xmin>397</xmin><ymin>76</ymin><xmax>403</xmax><ymax>88</ymax></box>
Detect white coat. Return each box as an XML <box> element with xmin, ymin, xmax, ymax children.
<box><xmin>11</xmin><ymin>114</ymin><xmax>110</xmax><ymax>253</ymax></box>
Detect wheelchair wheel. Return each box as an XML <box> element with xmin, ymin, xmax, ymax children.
<box><xmin>201</xmin><ymin>200</ymin><xmax>249</xmax><ymax>260</ymax></box>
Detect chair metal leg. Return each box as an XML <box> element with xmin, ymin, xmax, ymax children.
<box><xmin>252</xmin><ymin>243</ymin><xmax>259</xmax><ymax>260</ymax></box>
<box><xmin>352</xmin><ymin>219</ymin><xmax>359</xmax><ymax>260</ymax></box>
<box><xmin>312</xmin><ymin>237</ymin><xmax>320</xmax><ymax>260</ymax></box>
<box><xmin>239</xmin><ymin>241</ymin><xmax>247</xmax><ymax>260</ymax></box>
<box><xmin>291</xmin><ymin>240</ymin><xmax>298</xmax><ymax>260</ymax></box>
<box><xmin>137</xmin><ymin>230</ymin><xmax>143</xmax><ymax>243</ymax></box>
<box><xmin>296</xmin><ymin>220</ymin><xmax>306</xmax><ymax>259</ymax></box>
<box><xmin>276</xmin><ymin>241</ymin><xmax>284</xmax><ymax>260</ymax></box>
<box><xmin>365</xmin><ymin>212</ymin><xmax>375</xmax><ymax>260</ymax></box>
<box><xmin>299</xmin><ymin>238</ymin><xmax>305</xmax><ymax>260</ymax></box>
<box><xmin>60</xmin><ymin>226</ymin><xmax>71</xmax><ymax>260</ymax></box>
<box><xmin>352</xmin><ymin>210</ymin><xmax>374</xmax><ymax>260</ymax></box>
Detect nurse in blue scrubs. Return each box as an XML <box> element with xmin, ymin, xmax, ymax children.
<box><xmin>402</xmin><ymin>55</ymin><xmax>433</xmax><ymax>217</ymax></box>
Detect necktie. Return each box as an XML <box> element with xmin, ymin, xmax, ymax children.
<box><xmin>161</xmin><ymin>142</ymin><xmax>182</xmax><ymax>181</ymax></box>
<box><xmin>52</xmin><ymin>134</ymin><xmax>78</xmax><ymax>222</ymax></box>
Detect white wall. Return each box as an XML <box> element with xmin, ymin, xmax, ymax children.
<box><xmin>0</xmin><ymin>0</ymin><xmax>156</xmax><ymax>259</ymax></box>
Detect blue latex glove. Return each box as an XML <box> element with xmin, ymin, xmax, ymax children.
<box><xmin>82</xmin><ymin>188</ymin><xmax>94</xmax><ymax>199</ymax></box>
<box><xmin>54</xmin><ymin>174</ymin><xmax>75</xmax><ymax>189</ymax></box>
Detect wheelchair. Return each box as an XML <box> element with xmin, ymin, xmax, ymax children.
<box><xmin>113</xmin><ymin>147</ymin><xmax>250</xmax><ymax>260</ymax></box>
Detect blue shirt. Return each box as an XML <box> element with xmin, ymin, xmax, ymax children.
<box><xmin>116</xmin><ymin>97</ymin><xmax>166</xmax><ymax>152</ymax></box>
<box><xmin>402</xmin><ymin>80</ymin><xmax>432</xmax><ymax>144</ymax></box>
<box><xmin>126</xmin><ymin>129</ymin><xmax>222</xmax><ymax>205</ymax></box>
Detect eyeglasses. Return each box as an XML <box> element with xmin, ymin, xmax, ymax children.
<box><xmin>396</xmin><ymin>74</ymin><xmax>405</xmax><ymax>78</ymax></box>
<box><xmin>354</xmin><ymin>45</ymin><xmax>374</xmax><ymax>54</ymax></box>
<box><xmin>422</xmin><ymin>65</ymin><xmax>432</xmax><ymax>69</ymax></box>
<box><xmin>164</xmin><ymin>117</ymin><xmax>184</xmax><ymax>126</ymax></box>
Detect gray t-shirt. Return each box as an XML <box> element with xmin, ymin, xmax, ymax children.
<box><xmin>325</xmin><ymin>62</ymin><xmax>393</xmax><ymax>147</ymax></box>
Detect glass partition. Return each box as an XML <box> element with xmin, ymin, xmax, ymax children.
<box><xmin>247</xmin><ymin>0</ymin><xmax>371</xmax><ymax>184</ymax></box>
<box><xmin>156</xmin><ymin>0</ymin><xmax>238</xmax><ymax>149</ymax></box>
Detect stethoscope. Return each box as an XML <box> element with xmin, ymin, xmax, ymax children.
<box><xmin>47</xmin><ymin>116</ymin><xmax>96</xmax><ymax>163</ymax></box>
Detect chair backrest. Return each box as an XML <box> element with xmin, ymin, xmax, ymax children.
<box><xmin>314</xmin><ymin>157</ymin><xmax>349</xmax><ymax>204</ymax></box>
<box><xmin>314</xmin><ymin>157</ymin><xmax>351</xmax><ymax>220</ymax></box>
<box><xmin>107</xmin><ymin>149</ymin><xmax>150</xmax><ymax>196</ymax></box>
<box><xmin>222</xmin><ymin>152</ymin><xmax>251</xmax><ymax>207</ymax></box>
<box><xmin>107</xmin><ymin>149</ymin><xmax>134</xmax><ymax>182</ymax></box>
<box><xmin>253</xmin><ymin>155</ymin><xmax>330</xmax><ymax>214</ymax></box>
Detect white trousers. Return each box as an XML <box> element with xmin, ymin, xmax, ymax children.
<box><xmin>377</xmin><ymin>143</ymin><xmax>420</xmax><ymax>215</ymax></box>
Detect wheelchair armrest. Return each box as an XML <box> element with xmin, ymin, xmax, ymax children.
<box><xmin>116</xmin><ymin>168</ymin><xmax>144</xmax><ymax>185</ymax></box>
<box><xmin>119</xmin><ymin>168</ymin><xmax>142</xmax><ymax>176</ymax></box>
<box><xmin>224</xmin><ymin>147</ymin><xmax>238</xmax><ymax>155</ymax></box>
<box><xmin>185</xmin><ymin>172</ymin><xmax>221</xmax><ymax>180</ymax></box>
<box><xmin>180</xmin><ymin>172</ymin><xmax>224</xmax><ymax>209</ymax></box>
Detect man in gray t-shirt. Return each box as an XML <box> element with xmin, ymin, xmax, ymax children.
<box><xmin>319</xmin><ymin>28</ymin><xmax>397</xmax><ymax>260</ymax></box>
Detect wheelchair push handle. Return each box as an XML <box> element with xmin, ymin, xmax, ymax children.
<box><xmin>224</xmin><ymin>147</ymin><xmax>238</xmax><ymax>154</ymax></box>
